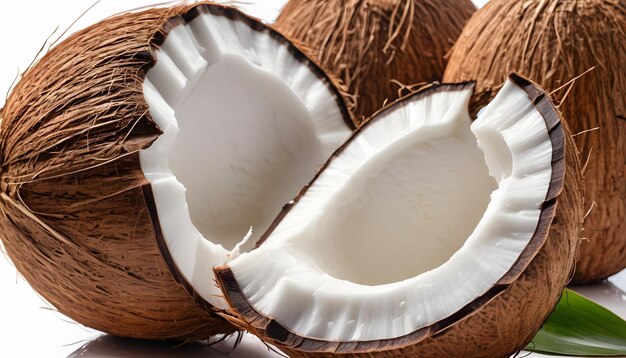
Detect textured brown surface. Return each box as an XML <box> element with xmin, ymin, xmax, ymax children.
<box><xmin>0</xmin><ymin>4</ymin><xmax>228</xmax><ymax>341</ymax></box>
<box><xmin>444</xmin><ymin>0</ymin><xmax>625</xmax><ymax>283</ymax></box>
<box><xmin>0</xmin><ymin>2</ymin><xmax>350</xmax><ymax>341</ymax></box>
<box><xmin>275</xmin><ymin>0</ymin><xmax>476</xmax><ymax>125</ymax></box>
<box><xmin>215</xmin><ymin>74</ymin><xmax>585</xmax><ymax>357</ymax></box>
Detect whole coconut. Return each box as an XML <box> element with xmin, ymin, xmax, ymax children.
<box><xmin>444</xmin><ymin>0</ymin><xmax>625</xmax><ymax>283</ymax></box>
<box><xmin>275</xmin><ymin>0</ymin><xmax>476</xmax><ymax>124</ymax></box>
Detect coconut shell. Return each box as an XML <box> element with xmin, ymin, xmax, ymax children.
<box><xmin>0</xmin><ymin>2</ymin><xmax>351</xmax><ymax>340</ymax></box>
<box><xmin>274</xmin><ymin>0</ymin><xmax>476</xmax><ymax>125</ymax></box>
<box><xmin>214</xmin><ymin>74</ymin><xmax>585</xmax><ymax>357</ymax></box>
<box><xmin>444</xmin><ymin>0</ymin><xmax>626</xmax><ymax>283</ymax></box>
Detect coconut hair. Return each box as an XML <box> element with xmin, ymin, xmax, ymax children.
<box><xmin>0</xmin><ymin>3</ymin><xmax>237</xmax><ymax>341</ymax></box>
<box><xmin>444</xmin><ymin>0</ymin><xmax>626</xmax><ymax>283</ymax></box>
<box><xmin>275</xmin><ymin>0</ymin><xmax>476</xmax><ymax>125</ymax></box>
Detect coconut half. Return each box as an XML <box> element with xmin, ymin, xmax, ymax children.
<box><xmin>0</xmin><ymin>3</ymin><xmax>352</xmax><ymax>340</ymax></box>
<box><xmin>214</xmin><ymin>74</ymin><xmax>584</xmax><ymax>357</ymax></box>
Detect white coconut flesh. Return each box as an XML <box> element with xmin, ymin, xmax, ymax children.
<box><xmin>139</xmin><ymin>11</ymin><xmax>352</xmax><ymax>308</ymax></box>
<box><xmin>222</xmin><ymin>79</ymin><xmax>554</xmax><ymax>341</ymax></box>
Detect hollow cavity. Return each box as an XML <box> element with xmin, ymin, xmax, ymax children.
<box><xmin>170</xmin><ymin>55</ymin><xmax>322</xmax><ymax>251</ymax></box>
<box><xmin>308</xmin><ymin>128</ymin><xmax>497</xmax><ymax>285</ymax></box>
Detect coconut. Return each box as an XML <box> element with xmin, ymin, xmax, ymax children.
<box><xmin>0</xmin><ymin>2</ymin><xmax>353</xmax><ymax>340</ymax></box>
<box><xmin>444</xmin><ymin>0</ymin><xmax>625</xmax><ymax>283</ymax></box>
<box><xmin>214</xmin><ymin>73</ymin><xmax>584</xmax><ymax>357</ymax></box>
<box><xmin>274</xmin><ymin>0</ymin><xmax>476</xmax><ymax>124</ymax></box>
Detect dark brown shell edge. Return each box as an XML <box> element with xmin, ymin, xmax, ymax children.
<box><xmin>0</xmin><ymin>2</ymin><xmax>351</xmax><ymax>341</ymax></box>
<box><xmin>443</xmin><ymin>0</ymin><xmax>623</xmax><ymax>283</ymax></box>
<box><xmin>152</xmin><ymin>4</ymin><xmax>356</xmax><ymax>131</ymax></box>
<box><xmin>214</xmin><ymin>72</ymin><xmax>584</xmax><ymax>357</ymax></box>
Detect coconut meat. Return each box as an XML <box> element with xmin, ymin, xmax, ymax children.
<box><xmin>139</xmin><ymin>12</ymin><xmax>352</xmax><ymax>308</ymax></box>
<box><xmin>225</xmin><ymin>80</ymin><xmax>553</xmax><ymax>341</ymax></box>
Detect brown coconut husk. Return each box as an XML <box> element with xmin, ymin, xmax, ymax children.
<box><xmin>0</xmin><ymin>2</ymin><xmax>351</xmax><ymax>340</ymax></box>
<box><xmin>444</xmin><ymin>0</ymin><xmax>625</xmax><ymax>283</ymax></box>
<box><xmin>214</xmin><ymin>74</ymin><xmax>585</xmax><ymax>357</ymax></box>
<box><xmin>274</xmin><ymin>0</ymin><xmax>476</xmax><ymax>125</ymax></box>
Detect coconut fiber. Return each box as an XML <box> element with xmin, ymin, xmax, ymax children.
<box><xmin>275</xmin><ymin>0</ymin><xmax>476</xmax><ymax>124</ymax></box>
<box><xmin>444</xmin><ymin>0</ymin><xmax>626</xmax><ymax>283</ymax></box>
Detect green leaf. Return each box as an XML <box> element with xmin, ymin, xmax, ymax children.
<box><xmin>526</xmin><ymin>288</ymin><xmax>626</xmax><ymax>356</ymax></box>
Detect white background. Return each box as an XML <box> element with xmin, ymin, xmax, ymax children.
<box><xmin>1</xmin><ymin>1</ymin><xmax>624</xmax><ymax>357</ymax></box>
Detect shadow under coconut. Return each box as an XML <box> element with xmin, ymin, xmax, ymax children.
<box><xmin>67</xmin><ymin>335</ymin><xmax>229</xmax><ymax>358</ymax></box>
<box><xmin>67</xmin><ymin>333</ymin><xmax>283</xmax><ymax>358</ymax></box>
<box><xmin>608</xmin><ymin>269</ymin><xmax>626</xmax><ymax>295</ymax></box>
